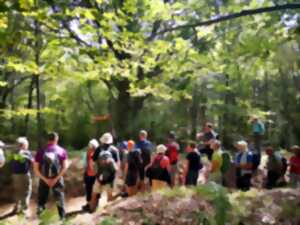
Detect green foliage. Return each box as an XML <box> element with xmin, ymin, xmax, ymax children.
<box><xmin>99</xmin><ymin>217</ymin><xmax>117</xmax><ymax>225</ymax></box>
<box><xmin>38</xmin><ymin>209</ymin><xmax>59</xmax><ymax>225</ymax></box>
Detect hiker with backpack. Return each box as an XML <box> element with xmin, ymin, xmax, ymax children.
<box><xmin>93</xmin><ymin>133</ymin><xmax>120</xmax><ymax>170</ymax></box>
<box><xmin>264</xmin><ymin>144</ymin><xmax>286</xmax><ymax>189</ymax></box>
<box><xmin>34</xmin><ymin>132</ymin><xmax>68</xmax><ymax>220</ymax></box>
<box><xmin>234</xmin><ymin>140</ymin><xmax>253</xmax><ymax>191</ymax></box>
<box><xmin>183</xmin><ymin>141</ymin><xmax>202</xmax><ymax>186</ymax></box>
<box><xmin>136</xmin><ymin>130</ymin><xmax>153</xmax><ymax>191</ymax></box>
<box><xmin>89</xmin><ymin>148</ymin><xmax>117</xmax><ymax>212</ymax></box>
<box><xmin>11</xmin><ymin>137</ymin><xmax>33</xmax><ymax>215</ymax></box>
<box><xmin>82</xmin><ymin>139</ymin><xmax>99</xmax><ymax>212</ymax></box>
<box><xmin>145</xmin><ymin>144</ymin><xmax>171</xmax><ymax>191</ymax></box>
<box><xmin>124</xmin><ymin>140</ymin><xmax>142</xmax><ymax>196</ymax></box>
<box><xmin>0</xmin><ymin>141</ymin><xmax>5</xmax><ymax>168</ymax></box>
<box><xmin>208</xmin><ymin>140</ymin><xmax>223</xmax><ymax>184</ymax></box>
<box><xmin>165</xmin><ymin>131</ymin><xmax>180</xmax><ymax>187</ymax></box>
<box><xmin>289</xmin><ymin>145</ymin><xmax>300</xmax><ymax>188</ymax></box>
<box><xmin>197</xmin><ymin>122</ymin><xmax>219</xmax><ymax>161</ymax></box>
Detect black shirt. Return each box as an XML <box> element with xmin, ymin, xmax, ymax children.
<box><xmin>186</xmin><ymin>151</ymin><xmax>202</xmax><ymax>171</ymax></box>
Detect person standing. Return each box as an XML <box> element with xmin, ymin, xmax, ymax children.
<box><xmin>136</xmin><ymin>130</ymin><xmax>153</xmax><ymax>191</ymax></box>
<box><xmin>183</xmin><ymin>141</ymin><xmax>202</xmax><ymax>186</ymax></box>
<box><xmin>90</xmin><ymin>150</ymin><xmax>117</xmax><ymax>212</ymax></box>
<box><xmin>0</xmin><ymin>141</ymin><xmax>5</xmax><ymax>168</ymax></box>
<box><xmin>93</xmin><ymin>133</ymin><xmax>120</xmax><ymax>170</ymax></box>
<box><xmin>34</xmin><ymin>132</ymin><xmax>68</xmax><ymax>220</ymax></box>
<box><xmin>165</xmin><ymin>131</ymin><xmax>180</xmax><ymax>187</ymax></box>
<box><xmin>124</xmin><ymin>140</ymin><xmax>142</xmax><ymax>196</ymax></box>
<box><xmin>209</xmin><ymin>140</ymin><xmax>223</xmax><ymax>184</ymax></box>
<box><xmin>235</xmin><ymin>141</ymin><xmax>253</xmax><ymax>191</ymax></box>
<box><xmin>11</xmin><ymin>137</ymin><xmax>33</xmax><ymax>214</ymax></box>
<box><xmin>251</xmin><ymin>116</ymin><xmax>265</xmax><ymax>166</ymax></box>
<box><xmin>289</xmin><ymin>145</ymin><xmax>300</xmax><ymax>188</ymax></box>
<box><xmin>82</xmin><ymin>139</ymin><xmax>99</xmax><ymax>211</ymax></box>
<box><xmin>145</xmin><ymin>144</ymin><xmax>171</xmax><ymax>191</ymax></box>
<box><xmin>197</xmin><ymin>122</ymin><xmax>219</xmax><ymax>161</ymax></box>
<box><xmin>264</xmin><ymin>145</ymin><xmax>284</xmax><ymax>189</ymax></box>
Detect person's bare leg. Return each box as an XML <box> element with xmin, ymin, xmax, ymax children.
<box><xmin>107</xmin><ymin>188</ymin><xmax>113</xmax><ymax>202</ymax></box>
<box><xmin>126</xmin><ymin>186</ymin><xmax>137</xmax><ymax>196</ymax></box>
<box><xmin>89</xmin><ymin>192</ymin><xmax>99</xmax><ymax>212</ymax></box>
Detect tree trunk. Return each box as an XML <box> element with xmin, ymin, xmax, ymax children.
<box><xmin>34</xmin><ymin>16</ymin><xmax>43</xmax><ymax>148</ymax></box>
<box><xmin>110</xmin><ymin>79</ymin><xmax>146</xmax><ymax>140</ymax></box>
<box><xmin>24</xmin><ymin>77</ymin><xmax>35</xmax><ymax>136</ymax></box>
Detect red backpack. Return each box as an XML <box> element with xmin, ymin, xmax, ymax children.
<box><xmin>166</xmin><ymin>143</ymin><xmax>179</xmax><ymax>165</ymax></box>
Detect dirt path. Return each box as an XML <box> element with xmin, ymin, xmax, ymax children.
<box><xmin>0</xmin><ymin>195</ymin><xmax>113</xmax><ymax>224</ymax></box>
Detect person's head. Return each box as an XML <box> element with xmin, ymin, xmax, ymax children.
<box><xmin>156</xmin><ymin>144</ymin><xmax>167</xmax><ymax>155</ymax></box>
<box><xmin>251</xmin><ymin>115</ymin><xmax>259</xmax><ymax>123</ymax></box>
<box><xmin>88</xmin><ymin>139</ymin><xmax>99</xmax><ymax>151</ymax></box>
<box><xmin>204</xmin><ymin>122</ymin><xmax>213</xmax><ymax>133</ymax></box>
<box><xmin>210</xmin><ymin>140</ymin><xmax>221</xmax><ymax>151</ymax></box>
<box><xmin>127</xmin><ymin>140</ymin><xmax>135</xmax><ymax>152</ymax></box>
<box><xmin>236</xmin><ymin>140</ymin><xmax>248</xmax><ymax>152</ymax></box>
<box><xmin>48</xmin><ymin>132</ymin><xmax>59</xmax><ymax>145</ymax></box>
<box><xmin>100</xmin><ymin>132</ymin><xmax>113</xmax><ymax>145</ymax></box>
<box><xmin>139</xmin><ymin>130</ymin><xmax>148</xmax><ymax>141</ymax></box>
<box><xmin>17</xmin><ymin>137</ymin><xmax>29</xmax><ymax>150</ymax></box>
<box><xmin>167</xmin><ymin>131</ymin><xmax>176</xmax><ymax>142</ymax></box>
<box><xmin>186</xmin><ymin>141</ymin><xmax>196</xmax><ymax>152</ymax></box>
<box><xmin>291</xmin><ymin>145</ymin><xmax>300</xmax><ymax>156</ymax></box>
<box><xmin>264</xmin><ymin>144</ymin><xmax>274</xmax><ymax>156</ymax></box>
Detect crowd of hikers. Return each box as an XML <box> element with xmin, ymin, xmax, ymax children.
<box><xmin>0</xmin><ymin>117</ymin><xmax>300</xmax><ymax>220</ymax></box>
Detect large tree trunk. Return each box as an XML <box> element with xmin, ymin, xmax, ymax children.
<box><xmin>110</xmin><ymin>79</ymin><xmax>146</xmax><ymax>140</ymax></box>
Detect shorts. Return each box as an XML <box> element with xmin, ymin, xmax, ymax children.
<box><xmin>93</xmin><ymin>181</ymin><xmax>113</xmax><ymax>194</ymax></box>
<box><xmin>125</xmin><ymin>172</ymin><xmax>139</xmax><ymax>187</ymax></box>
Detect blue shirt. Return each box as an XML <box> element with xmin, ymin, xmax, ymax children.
<box><xmin>252</xmin><ymin>121</ymin><xmax>265</xmax><ymax>135</ymax></box>
<box><xmin>235</xmin><ymin>151</ymin><xmax>253</xmax><ymax>175</ymax></box>
<box><xmin>136</xmin><ymin>139</ymin><xmax>153</xmax><ymax>152</ymax></box>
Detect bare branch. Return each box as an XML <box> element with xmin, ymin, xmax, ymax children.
<box><xmin>159</xmin><ymin>3</ymin><xmax>300</xmax><ymax>34</ymax></box>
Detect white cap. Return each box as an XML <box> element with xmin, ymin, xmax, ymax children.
<box><xmin>237</xmin><ymin>140</ymin><xmax>248</xmax><ymax>147</ymax></box>
<box><xmin>17</xmin><ymin>137</ymin><xmax>29</xmax><ymax>147</ymax></box>
<box><xmin>88</xmin><ymin>139</ymin><xmax>99</xmax><ymax>149</ymax></box>
<box><xmin>156</xmin><ymin>144</ymin><xmax>167</xmax><ymax>154</ymax></box>
<box><xmin>100</xmin><ymin>132</ymin><xmax>113</xmax><ymax>144</ymax></box>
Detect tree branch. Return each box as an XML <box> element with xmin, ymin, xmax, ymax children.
<box><xmin>159</xmin><ymin>3</ymin><xmax>300</xmax><ymax>33</ymax></box>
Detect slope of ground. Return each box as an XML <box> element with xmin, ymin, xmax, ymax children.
<box><xmin>1</xmin><ymin>185</ymin><xmax>299</xmax><ymax>225</ymax></box>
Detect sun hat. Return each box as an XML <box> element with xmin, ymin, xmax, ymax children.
<box><xmin>88</xmin><ymin>139</ymin><xmax>99</xmax><ymax>149</ymax></box>
<box><xmin>100</xmin><ymin>132</ymin><xmax>113</xmax><ymax>145</ymax></box>
<box><xmin>16</xmin><ymin>137</ymin><xmax>29</xmax><ymax>147</ymax></box>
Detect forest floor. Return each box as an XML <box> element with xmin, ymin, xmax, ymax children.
<box><xmin>0</xmin><ymin>187</ymin><xmax>299</xmax><ymax>225</ymax></box>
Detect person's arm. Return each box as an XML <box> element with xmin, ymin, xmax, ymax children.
<box><xmin>50</xmin><ymin>160</ymin><xmax>68</xmax><ymax>187</ymax></box>
<box><xmin>144</xmin><ymin>156</ymin><xmax>154</xmax><ymax>171</ymax></box>
<box><xmin>183</xmin><ymin>159</ymin><xmax>189</xmax><ymax>183</ymax></box>
<box><xmin>124</xmin><ymin>163</ymin><xmax>128</xmax><ymax>180</ymax></box>
<box><xmin>33</xmin><ymin>161</ymin><xmax>51</xmax><ymax>186</ymax></box>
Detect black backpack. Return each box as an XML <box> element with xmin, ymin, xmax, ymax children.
<box><xmin>41</xmin><ymin>151</ymin><xmax>61</xmax><ymax>178</ymax></box>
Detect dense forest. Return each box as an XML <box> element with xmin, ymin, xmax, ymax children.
<box><xmin>0</xmin><ymin>0</ymin><xmax>300</xmax><ymax>149</ymax></box>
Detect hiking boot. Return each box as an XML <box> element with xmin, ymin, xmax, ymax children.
<box><xmin>81</xmin><ymin>204</ymin><xmax>90</xmax><ymax>212</ymax></box>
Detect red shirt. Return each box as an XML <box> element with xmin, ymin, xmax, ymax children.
<box><xmin>86</xmin><ymin>149</ymin><xmax>96</xmax><ymax>176</ymax></box>
<box><xmin>289</xmin><ymin>155</ymin><xmax>300</xmax><ymax>175</ymax></box>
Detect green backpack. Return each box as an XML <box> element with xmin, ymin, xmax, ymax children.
<box><xmin>221</xmin><ymin>151</ymin><xmax>231</xmax><ymax>174</ymax></box>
